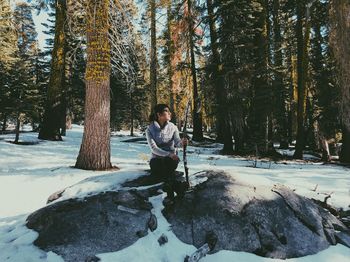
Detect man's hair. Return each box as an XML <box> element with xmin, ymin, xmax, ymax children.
<box><xmin>149</xmin><ymin>104</ymin><xmax>170</xmax><ymax>122</ymax></box>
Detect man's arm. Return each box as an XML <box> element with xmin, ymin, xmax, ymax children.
<box><xmin>173</xmin><ymin>126</ymin><xmax>182</xmax><ymax>148</ymax></box>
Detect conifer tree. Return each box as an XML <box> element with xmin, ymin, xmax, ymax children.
<box><xmin>11</xmin><ymin>2</ymin><xmax>38</xmax><ymax>142</ymax></box>
<box><xmin>75</xmin><ymin>0</ymin><xmax>112</xmax><ymax>170</ymax></box>
<box><xmin>330</xmin><ymin>0</ymin><xmax>350</xmax><ymax>163</ymax></box>
<box><xmin>38</xmin><ymin>0</ymin><xmax>67</xmax><ymax>141</ymax></box>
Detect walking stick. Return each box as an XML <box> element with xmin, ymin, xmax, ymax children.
<box><xmin>182</xmin><ymin>100</ymin><xmax>191</xmax><ymax>186</ymax></box>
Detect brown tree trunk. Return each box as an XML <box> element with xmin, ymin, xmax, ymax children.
<box><xmin>188</xmin><ymin>0</ymin><xmax>203</xmax><ymax>142</ymax></box>
<box><xmin>1</xmin><ymin>114</ymin><xmax>7</xmax><ymax>131</ymax></box>
<box><xmin>75</xmin><ymin>0</ymin><xmax>112</xmax><ymax>170</ymax></box>
<box><xmin>206</xmin><ymin>0</ymin><xmax>233</xmax><ymax>153</ymax></box>
<box><xmin>294</xmin><ymin>1</ymin><xmax>311</xmax><ymax>159</ymax></box>
<box><xmin>38</xmin><ymin>0</ymin><xmax>66</xmax><ymax>141</ymax></box>
<box><xmin>130</xmin><ymin>87</ymin><xmax>134</xmax><ymax>136</ymax></box>
<box><xmin>150</xmin><ymin>0</ymin><xmax>157</xmax><ymax>110</ymax></box>
<box><xmin>340</xmin><ymin>127</ymin><xmax>350</xmax><ymax>163</ymax></box>
<box><xmin>167</xmin><ymin>2</ymin><xmax>177</xmax><ymax>125</ymax></box>
<box><xmin>207</xmin><ymin>0</ymin><xmax>222</xmax><ymax>143</ymax></box>
<box><xmin>66</xmin><ymin>109</ymin><xmax>72</xmax><ymax>130</ymax></box>
<box><xmin>320</xmin><ymin>137</ymin><xmax>331</xmax><ymax>162</ymax></box>
<box><xmin>249</xmin><ymin>0</ymin><xmax>269</xmax><ymax>155</ymax></box>
<box><xmin>14</xmin><ymin>113</ymin><xmax>20</xmax><ymax>143</ymax></box>
<box><xmin>273</xmin><ymin>0</ymin><xmax>288</xmax><ymax>149</ymax></box>
<box><xmin>330</xmin><ymin>0</ymin><xmax>350</xmax><ymax>163</ymax></box>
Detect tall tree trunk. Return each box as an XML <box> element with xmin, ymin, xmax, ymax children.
<box><xmin>273</xmin><ymin>0</ymin><xmax>288</xmax><ymax>149</ymax></box>
<box><xmin>38</xmin><ymin>0</ymin><xmax>66</xmax><ymax>141</ymax></box>
<box><xmin>207</xmin><ymin>0</ymin><xmax>222</xmax><ymax>143</ymax></box>
<box><xmin>206</xmin><ymin>0</ymin><xmax>233</xmax><ymax>153</ymax></box>
<box><xmin>294</xmin><ymin>1</ymin><xmax>311</xmax><ymax>159</ymax></box>
<box><xmin>340</xmin><ymin>127</ymin><xmax>350</xmax><ymax>162</ymax></box>
<box><xmin>250</xmin><ymin>0</ymin><xmax>269</xmax><ymax>155</ymax></box>
<box><xmin>60</xmin><ymin>88</ymin><xmax>67</xmax><ymax>136</ymax></box>
<box><xmin>1</xmin><ymin>114</ymin><xmax>7</xmax><ymax>131</ymax></box>
<box><xmin>75</xmin><ymin>0</ymin><xmax>112</xmax><ymax>170</ymax></box>
<box><xmin>150</xmin><ymin>0</ymin><xmax>157</xmax><ymax>109</ymax></box>
<box><xmin>130</xmin><ymin>86</ymin><xmax>134</xmax><ymax>136</ymax></box>
<box><xmin>288</xmin><ymin>52</ymin><xmax>298</xmax><ymax>144</ymax></box>
<box><xmin>187</xmin><ymin>0</ymin><xmax>203</xmax><ymax>142</ymax></box>
<box><xmin>14</xmin><ymin>112</ymin><xmax>20</xmax><ymax>143</ymax></box>
<box><xmin>167</xmin><ymin>2</ymin><xmax>177</xmax><ymax>124</ymax></box>
<box><xmin>61</xmin><ymin>49</ymin><xmax>73</xmax><ymax>136</ymax></box>
<box><xmin>330</xmin><ymin>0</ymin><xmax>350</xmax><ymax>163</ymax></box>
<box><xmin>320</xmin><ymin>135</ymin><xmax>331</xmax><ymax>162</ymax></box>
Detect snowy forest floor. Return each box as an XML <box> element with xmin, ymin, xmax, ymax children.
<box><xmin>0</xmin><ymin>125</ymin><xmax>349</xmax><ymax>262</ymax></box>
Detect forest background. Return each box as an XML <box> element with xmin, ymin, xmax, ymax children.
<box><xmin>0</xmin><ymin>0</ymin><xmax>349</xmax><ymax>170</ymax></box>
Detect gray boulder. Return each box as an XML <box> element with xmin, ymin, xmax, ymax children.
<box><xmin>163</xmin><ymin>170</ymin><xmax>350</xmax><ymax>259</ymax></box>
<box><xmin>26</xmin><ymin>190</ymin><xmax>156</xmax><ymax>262</ymax></box>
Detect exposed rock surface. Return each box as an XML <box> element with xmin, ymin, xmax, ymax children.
<box><xmin>27</xmin><ymin>190</ymin><xmax>156</xmax><ymax>262</ymax></box>
<box><xmin>163</xmin><ymin>170</ymin><xmax>350</xmax><ymax>259</ymax></box>
<box><xmin>27</xmin><ymin>170</ymin><xmax>350</xmax><ymax>261</ymax></box>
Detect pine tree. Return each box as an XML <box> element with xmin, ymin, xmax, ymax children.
<box><xmin>187</xmin><ymin>0</ymin><xmax>203</xmax><ymax>141</ymax></box>
<box><xmin>0</xmin><ymin>60</ymin><xmax>11</xmax><ymax>131</ymax></box>
<box><xmin>330</xmin><ymin>0</ymin><xmax>350</xmax><ymax>163</ymax></box>
<box><xmin>217</xmin><ymin>0</ymin><xmax>259</xmax><ymax>153</ymax></box>
<box><xmin>272</xmin><ymin>0</ymin><xmax>289</xmax><ymax>149</ymax></box>
<box><xmin>149</xmin><ymin>0</ymin><xmax>158</xmax><ymax>109</ymax></box>
<box><xmin>38</xmin><ymin>0</ymin><xmax>67</xmax><ymax>141</ymax></box>
<box><xmin>248</xmin><ymin>0</ymin><xmax>271</xmax><ymax>155</ymax></box>
<box><xmin>12</xmin><ymin>2</ymin><xmax>38</xmax><ymax>142</ymax></box>
<box><xmin>163</xmin><ymin>0</ymin><xmax>177</xmax><ymax>123</ymax></box>
<box><xmin>206</xmin><ymin>0</ymin><xmax>233</xmax><ymax>153</ymax></box>
<box><xmin>294</xmin><ymin>0</ymin><xmax>312</xmax><ymax>159</ymax></box>
<box><xmin>0</xmin><ymin>0</ymin><xmax>17</xmax><ymax>65</ymax></box>
<box><xmin>0</xmin><ymin>0</ymin><xmax>18</xmax><ymax>129</ymax></box>
<box><xmin>75</xmin><ymin>0</ymin><xmax>112</xmax><ymax>170</ymax></box>
<box><xmin>308</xmin><ymin>0</ymin><xmax>338</xmax><ymax>161</ymax></box>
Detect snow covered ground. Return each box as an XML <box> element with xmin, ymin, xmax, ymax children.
<box><xmin>0</xmin><ymin>125</ymin><xmax>349</xmax><ymax>262</ymax></box>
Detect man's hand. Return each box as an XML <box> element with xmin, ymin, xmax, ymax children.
<box><xmin>169</xmin><ymin>153</ymin><xmax>180</xmax><ymax>162</ymax></box>
<box><xmin>182</xmin><ymin>138</ymin><xmax>188</xmax><ymax>146</ymax></box>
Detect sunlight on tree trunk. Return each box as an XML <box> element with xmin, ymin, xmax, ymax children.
<box><xmin>150</xmin><ymin>0</ymin><xmax>157</xmax><ymax>109</ymax></box>
<box><xmin>38</xmin><ymin>0</ymin><xmax>66</xmax><ymax>141</ymax></box>
<box><xmin>75</xmin><ymin>0</ymin><xmax>112</xmax><ymax>170</ymax></box>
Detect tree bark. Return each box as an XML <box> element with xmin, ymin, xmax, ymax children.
<box><xmin>1</xmin><ymin>114</ymin><xmax>7</xmax><ymax>131</ymax></box>
<box><xmin>38</xmin><ymin>0</ymin><xmax>66</xmax><ymax>141</ymax></box>
<box><xmin>130</xmin><ymin>87</ymin><xmax>134</xmax><ymax>136</ymax></box>
<box><xmin>75</xmin><ymin>0</ymin><xmax>112</xmax><ymax>170</ymax></box>
<box><xmin>14</xmin><ymin>112</ymin><xmax>20</xmax><ymax>143</ymax></box>
<box><xmin>187</xmin><ymin>0</ymin><xmax>203</xmax><ymax>142</ymax></box>
<box><xmin>150</xmin><ymin>0</ymin><xmax>157</xmax><ymax>109</ymax></box>
<box><xmin>320</xmin><ymin>137</ymin><xmax>331</xmax><ymax>162</ymax></box>
<box><xmin>250</xmin><ymin>0</ymin><xmax>269</xmax><ymax>155</ymax></box>
<box><xmin>340</xmin><ymin>127</ymin><xmax>350</xmax><ymax>163</ymax></box>
<box><xmin>206</xmin><ymin>0</ymin><xmax>233</xmax><ymax>153</ymax></box>
<box><xmin>166</xmin><ymin>2</ymin><xmax>177</xmax><ymax>124</ymax></box>
<box><xmin>330</xmin><ymin>0</ymin><xmax>350</xmax><ymax>163</ymax></box>
<box><xmin>294</xmin><ymin>1</ymin><xmax>311</xmax><ymax>159</ymax></box>
<box><xmin>273</xmin><ymin>0</ymin><xmax>288</xmax><ymax>149</ymax></box>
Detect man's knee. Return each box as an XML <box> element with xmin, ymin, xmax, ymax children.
<box><xmin>150</xmin><ymin>158</ymin><xmax>163</xmax><ymax>176</ymax></box>
<box><xmin>164</xmin><ymin>156</ymin><xmax>179</xmax><ymax>169</ymax></box>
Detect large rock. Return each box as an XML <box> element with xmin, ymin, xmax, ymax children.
<box><xmin>163</xmin><ymin>170</ymin><xmax>350</xmax><ymax>259</ymax></box>
<box><xmin>26</xmin><ymin>190</ymin><xmax>156</xmax><ymax>262</ymax></box>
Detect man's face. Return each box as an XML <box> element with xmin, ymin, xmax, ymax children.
<box><xmin>158</xmin><ymin>108</ymin><xmax>172</xmax><ymax>122</ymax></box>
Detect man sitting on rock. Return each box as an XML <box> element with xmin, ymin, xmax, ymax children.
<box><xmin>146</xmin><ymin>104</ymin><xmax>188</xmax><ymax>200</ymax></box>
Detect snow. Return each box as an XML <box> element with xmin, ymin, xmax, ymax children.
<box><xmin>0</xmin><ymin>125</ymin><xmax>349</xmax><ymax>261</ymax></box>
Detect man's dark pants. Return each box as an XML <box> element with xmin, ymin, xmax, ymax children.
<box><xmin>150</xmin><ymin>156</ymin><xmax>179</xmax><ymax>198</ymax></box>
